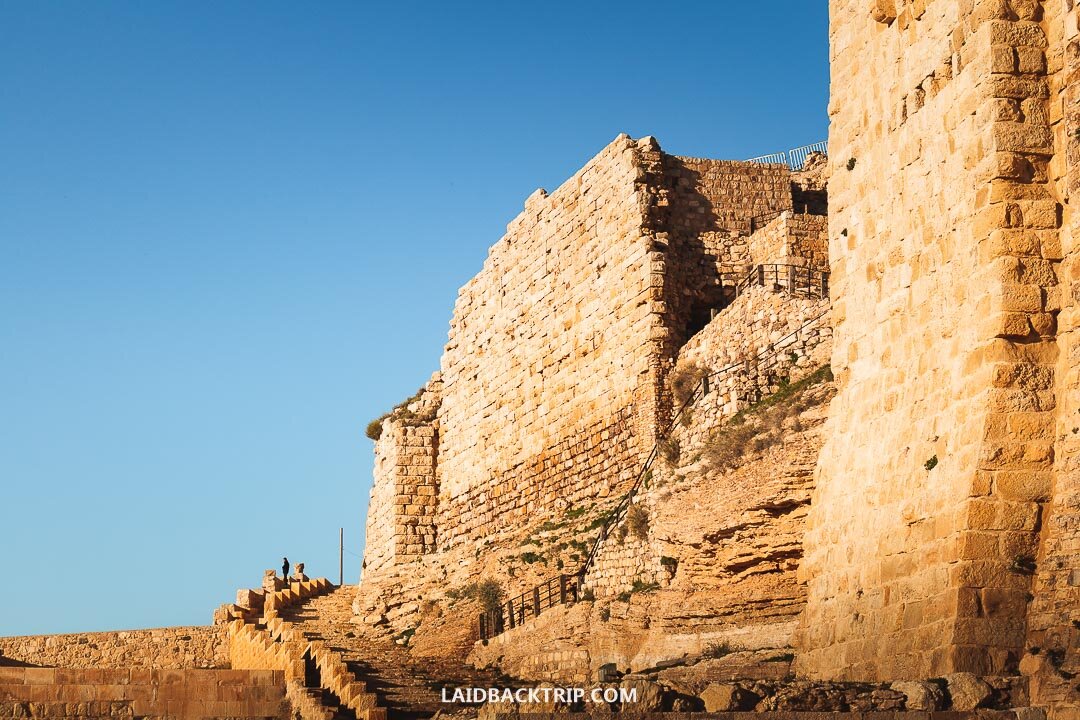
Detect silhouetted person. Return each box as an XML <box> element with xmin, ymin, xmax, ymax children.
<box><xmin>282</xmin><ymin>557</ymin><xmax>290</xmax><ymax>581</ymax></box>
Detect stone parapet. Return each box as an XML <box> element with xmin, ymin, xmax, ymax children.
<box><xmin>0</xmin><ymin>666</ymin><xmax>287</xmax><ymax>719</ymax></box>
<box><xmin>0</xmin><ymin>626</ymin><xmax>227</xmax><ymax>670</ymax></box>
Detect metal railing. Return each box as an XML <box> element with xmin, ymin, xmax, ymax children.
<box><xmin>747</xmin><ymin>140</ymin><xmax>828</xmax><ymax>171</ymax></box>
<box><xmin>478</xmin><ymin>574</ymin><xmax>580</xmax><ymax>641</ymax></box>
<box><xmin>730</xmin><ymin>263</ymin><xmax>829</xmax><ymax>302</ymax></box>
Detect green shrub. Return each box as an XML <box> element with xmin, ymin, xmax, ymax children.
<box><xmin>520</xmin><ymin>551</ymin><xmax>543</xmax><ymax>564</ymax></box>
<box><xmin>447</xmin><ymin>579</ymin><xmax>504</xmax><ymax>613</ymax></box>
<box><xmin>365</xmin><ymin>415</ymin><xmax>389</xmax><ymax>441</ymax></box>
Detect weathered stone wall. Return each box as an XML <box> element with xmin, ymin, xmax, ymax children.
<box><xmin>0</xmin><ymin>626</ymin><xmax>227</xmax><ymax>669</ymax></box>
<box><xmin>673</xmin><ymin>286</ymin><xmax>831</xmax><ymax>455</ymax></box>
<box><xmin>435</xmin><ymin>136</ymin><xmax>655</xmax><ymax>552</ymax></box>
<box><xmin>363</xmin><ymin>375</ymin><xmax>441</xmax><ymax>578</ymax></box>
<box><xmin>432</xmin><ymin>136</ymin><xmax>796</xmax><ymax>553</ymax></box>
<box><xmin>0</xmin><ymin>667</ymin><xmax>286</xmax><ymax>719</ymax></box>
<box><xmin>652</xmin><ymin>152</ymin><xmax>794</xmax><ymax>350</ymax></box>
<box><xmin>1025</xmin><ymin>2</ymin><xmax>1080</xmax><ymax>716</ymax></box>
<box><xmin>799</xmin><ymin>0</ymin><xmax>1061</xmax><ymax>681</ymax></box>
<box><xmin>748</xmin><ymin>213</ymin><xmax>830</xmax><ymax>270</ymax></box>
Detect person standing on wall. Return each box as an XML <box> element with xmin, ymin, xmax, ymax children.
<box><xmin>282</xmin><ymin>556</ymin><xmax>290</xmax><ymax>581</ymax></box>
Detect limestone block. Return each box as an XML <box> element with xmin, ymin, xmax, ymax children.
<box><xmin>944</xmin><ymin>672</ymin><xmax>993</xmax><ymax>710</ymax></box>
<box><xmin>890</xmin><ymin>680</ymin><xmax>946</xmax><ymax>710</ymax></box>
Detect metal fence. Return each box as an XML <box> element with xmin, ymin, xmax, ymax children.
<box><xmin>478</xmin><ymin>574</ymin><xmax>580</xmax><ymax>641</ymax></box>
<box><xmin>747</xmin><ymin>140</ymin><xmax>828</xmax><ymax>171</ymax></box>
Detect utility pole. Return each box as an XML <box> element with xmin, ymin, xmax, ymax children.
<box><xmin>338</xmin><ymin>528</ymin><xmax>344</xmax><ymax>586</ymax></box>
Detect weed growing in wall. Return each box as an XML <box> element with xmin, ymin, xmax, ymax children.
<box><xmin>704</xmin><ymin>365</ymin><xmax>833</xmax><ymax>471</ymax></box>
<box><xmin>626</xmin><ymin>504</ymin><xmax>650</xmax><ymax>541</ymax></box>
<box><xmin>659</xmin><ymin>437</ymin><xmax>681</xmax><ymax>464</ymax></box>
<box><xmin>670</xmin><ymin>361</ymin><xmax>709</xmax><ymax>407</ymax></box>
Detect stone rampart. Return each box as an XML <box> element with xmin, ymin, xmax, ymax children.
<box><xmin>799</xmin><ymin>0</ymin><xmax>1062</xmax><ymax>681</ymax></box>
<box><xmin>0</xmin><ymin>626</ymin><xmax>227</xmax><ymax>670</ymax></box>
<box><xmin>363</xmin><ymin>376</ymin><xmax>441</xmax><ymax>577</ymax></box>
<box><xmin>673</xmin><ymin>286</ymin><xmax>831</xmax><ymax>456</ymax></box>
<box><xmin>0</xmin><ymin>666</ymin><xmax>286</xmax><ymax>719</ymax></box>
<box><xmin>748</xmin><ymin>213</ymin><xmax>830</xmax><ymax>270</ymax></box>
<box><xmin>431</xmin><ymin>136</ymin><xmax>796</xmax><ymax>553</ymax></box>
<box><xmin>1024</xmin><ymin>1</ymin><xmax>1080</xmax><ymax>716</ymax></box>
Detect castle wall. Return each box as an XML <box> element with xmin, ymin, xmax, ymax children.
<box><xmin>434</xmin><ymin>136</ymin><xmax>656</xmax><ymax>551</ymax></box>
<box><xmin>432</xmin><ymin>136</ymin><xmax>795</xmax><ymax>553</ymax></box>
<box><xmin>362</xmin><ymin>377</ymin><xmax>441</xmax><ymax>578</ymax></box>
<box><xmin>1025</xmin><ymin>2</ymin><xmax>1080</xmax><ymax>715</ymax></box>
<box><xmin>0</xmin><ymin>626</ymin><xmax>227</xmax><ymax>669</ymax></box>
<box><xmin>0</xmin><ymin>667</ymin><xmax>286</xmax><ymax>720</ymax></box>
<box><xmin>748</xmin><ymin>213</ymin><xmax>830</xmax><ymax>270</ymax></box>
<box><xmin>799</xmin><ymin>0</ymin><xmax>1060</xmax><ymax>681</ymax></box>
<box><xmin>674</xmin><ymin>286</ymin><xmax>830</xmax><ymax>456</ymax></box>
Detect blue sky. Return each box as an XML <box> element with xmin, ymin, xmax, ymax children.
<box><xmin>0</xmin><ymin>2</ymin><xmax>829</xmax><ymax>635</ymax></box>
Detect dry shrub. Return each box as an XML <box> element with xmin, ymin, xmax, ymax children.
<box><xmin>704</xmin><ymin>423</ymin><xmax>757</xmax><ymax>470</ymax></box>
<box><xmin>659</xmin><ymin>436</ymin><xmax>681</xmax><ymax>464</ymax></box>
<box><xmin>670</xmin><ymin>362</ymin><xmax>708</xmax><ymax>407</ymax></box>
<box><xmin>626</xmin><ymin>504</ymin><xmax>650</xmax><ymax>541</ymax></box>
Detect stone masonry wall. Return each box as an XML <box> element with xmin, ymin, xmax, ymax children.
<box><xmin>362</xmin><ymin>375</ymin><xmax>441</xmax><ymax>578</ymax></box>
<box><xmin>433</xmin><ymin>135</ymin><xmax>796</xmax><ymax>553</ymax></box>
<box><xmin>585</xmin><ymin>286</ymin><xmax>830</xmax><ymax>600</ymax></box>
<box><xmin>0</xmin><ymin>626</ymin><xmax>227</xmax><ymax>669</ymax></box>
<box><xmin>674</xmin><ymin>286</ymin><xmax>831</xmax><ymax>456</ymax></box>
<box><xmin>652</xmin><ymin>151</ymin><xmax>794</xmax><ymax>350</ymax></box>
<box><xmin>748</xmin><ymin>213</ymin><xmax>831</xmax><ymax>270</ymax></box>
<box><xmin>799</xmin><ymin>0</ymin><xmax>1061</xmax><ymax>681</ymax></box>
<box><xmin>0</xmin><ymin>667</ymin><xmax>286</xmax><ymax>720</ymax></box>
<box><xmin>1025</xmin><ymin>2</ymin><xmax>1080</xmax><ymax>716</ymax></box>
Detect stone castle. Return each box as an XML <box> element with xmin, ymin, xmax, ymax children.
<box><xmin>1</xmin><ymin>1</ymin><xmax>1077</xmax><ymax>719</ymax></box>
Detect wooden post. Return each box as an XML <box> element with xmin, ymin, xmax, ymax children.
<box><xmin>507</xmin><ymin>600</ymin><xmax>515</xmax><ymax>628</ymax></box>
<box><xmin>701</xmin><ymin>375</ymin><xmax>710</xmax><ymax>396</ymax></box>
<box><xmin>822</xmin><ymin>272</ymin><xmax>829</xmax><ymax>298</ymax></box>
<box><xmin>757</xmin><ymin>265</ymin><xmax>765</xmax><ymax>287</ymax></box>
<box><xmin>479</xmin><ymin>613</ymin><xmax>487</xmax><ymax>641</ymax></box>
<box><xmin>559</xmin><ymin>575</ymin><xmax>568</xmax><ymax>604</ymax></box>
<box><xmin>533</xmin><ymin>586</ymin><xmax>541</xmax><ymax>617</ymax></box>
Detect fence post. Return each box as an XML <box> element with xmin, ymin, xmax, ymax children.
<box><xmin>559</xmin><ymin>575</ymin><xmax>568</xmax><ymax>604</ymax></box>
<box><xmin>479</xmin><ymin>613</ymin><xmax>487</xmax><ymax>641</ymax></box>
<box><xmin>822</xmin><ymin>272</ymin><xmax>829</xmax><ymax>298</ymax></box>
<box><xmin>507</xmin><ymin>600</ymin><xmax>515</xmax><ymax>629</ymax></box>
<box><xmin>533</xmin><ymin>586</ymin><xmax>541</xmax><ymax>617</ymax></box>
<box><xmin>701</xmin><ymin>375</ymin><xmax>710</xmax><ymax>396</ymax></box>
<box><xmin>757</xmin><ymin>265</ymin><xmax>765</xmax><ymax>287</ymax></box>
<box><xmin>787</xmin><ymin>265</ymin><xmax>796</xmax><ymax>294</ymax></box>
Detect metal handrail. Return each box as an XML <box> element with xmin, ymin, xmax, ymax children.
<box><xmin>730</xmin><ymin>263</ymin><xmax>829</xmax><ymax>301</ymax></box>
<box><xmin>746</xmin><ymin>140</ymin><xmax>828</xmax><ymax>171</ymax></box>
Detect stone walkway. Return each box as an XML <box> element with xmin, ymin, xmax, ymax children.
<box><xmin>282</xmin><ymin>587</ymin><xmax>508</xmax><ymax>720</ymax></box>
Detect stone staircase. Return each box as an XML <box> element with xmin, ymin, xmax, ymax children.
<box><xmin>281</xmin><ymin>587</ymin><xmax>515</xmax><ymax>720</ymax></box>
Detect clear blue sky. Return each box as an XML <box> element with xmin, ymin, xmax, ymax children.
<box><xmin>0</xmin><ymin>2</ymin><xmax>828</xmax><ymax>635</ymax></box>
